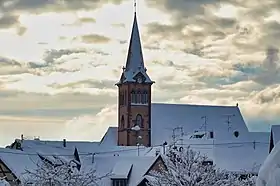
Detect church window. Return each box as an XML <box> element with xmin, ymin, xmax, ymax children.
<box><xmin>143</xmin><ymin>90</ymin><xmax>148</xmax><ymax>104</ymax></box>
<box><xmin>135</xmin><ymin>114</ymin><xmax>143</xmax><ymax>127</ymax></box>
<box><xmin>121</xmin><ymin>116</ymin><xmax>125</xmax><ymax>128</ymax></box>
<box><xmin>137</xmin><ymin>90</ymin><xmax>141</xmax><ymax>104</ymax></box>
<box><xmin>131</xmin><ymin>90</ymin><xmax>136</xmax><ymax>103</ymax></box>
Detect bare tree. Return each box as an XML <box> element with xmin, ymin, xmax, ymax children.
<box><xmin>21</xmin><ymin>155</ymin><xmax>109</xmax><ymax>186</ymax></box>
<box><xmin>148</xmin><ymin>146</ymin><xmax>256</xmax><ymax>186</ymax></box>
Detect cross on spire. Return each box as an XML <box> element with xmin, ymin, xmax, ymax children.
<box><xmin>134</xmin><ymin>0</ymin><xmax>137</xmax><ymax>14</ymax></box>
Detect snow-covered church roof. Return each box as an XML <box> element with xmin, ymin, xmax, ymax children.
<box><xmin>102</xmin><ymin>103</ymin><xmax>267</xmax><ymax>146</ymax></box>
<box><xmin>151</xmin><ymin>103</ymin><xmax>249</xmax><ymax>145</ymax></box>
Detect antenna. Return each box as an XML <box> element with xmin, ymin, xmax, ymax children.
<box><xmin>223</xmin><ymin>114</ymin><xmax>235</xmax><ymax>132</ymax></box>
<box><xmin>200</xmin><ymin>116</ymin><xmax>207</xmax><ymax>134</ymax></box>
<box><xmin>172</xmin><ymin>127</ymin><xmax>184</xmax><ymax>146</ymax></box>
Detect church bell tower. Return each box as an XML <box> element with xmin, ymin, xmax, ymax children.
<box><xmin>115</xmin><ymin>4</ymin><xmax>154</xmax><ymax>147</ymax></box>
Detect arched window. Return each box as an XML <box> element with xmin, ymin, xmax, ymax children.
<box><xmin>143</xmin><ymin>90</ymin><xmax>148</xmax><ymax>104</ymax></box>
<box><xmin>121</xmin><ymin>115</ymin><xmax>125</xmax><ymax>128</ymax></box>
<box><xmin>131</xmin><ymin>90</ymin><xmax>136</xmax><ymax>103</ymax></box>
<box><xmin>137</xmin><ymin>90</ymin><xmax>141</xmax><ymax>104</ymax></box>
<box><xmin>135</xmin><ymin>114</ymin><xmax>143</xmax><ymax>127</ymax></box>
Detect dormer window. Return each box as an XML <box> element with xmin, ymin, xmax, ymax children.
<box><xmin>111</xmin><ymin>162</ymin><xmax>132</xmax><ymax>186</ymax></box>
<box><xmin>112</xmin><ymin>179</ymin><xmax>128</xmax><ymax>186</ymax></box>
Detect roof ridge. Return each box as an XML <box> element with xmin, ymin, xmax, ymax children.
<box><xmin>152</xmin><ymin>102</ymin><xmax>238</xmax><ymax>108</ymax></box>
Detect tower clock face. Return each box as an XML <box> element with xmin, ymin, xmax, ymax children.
<box><xmin>137</xmin><ymin>77</ymin><xmax>142</xmax><ymax>83</ymax></box>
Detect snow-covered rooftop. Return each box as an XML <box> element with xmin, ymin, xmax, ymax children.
<box><xmin>151</xmin><ymin>103</ymin><xmax>250</xmax><ymax>145</ymax></box>
<box><xmin>0</xmin><ymin>148</ymin><xmax>39</xmax><ymax>181</ymax></box>
<box><xmin>99</xmin><ymin>127</ymin><xmax>117</xmax><ymax>146</ymax></box>
<box><xmin>82</xmin><ymin>155</ymin><xmax>158</xmax><ymax>186</ymax></box>
<box><xmin>111</xmin><ymin>161</ymin><xmax>132</xmax><ymax>179</ymax></box>
<box><xmin>213</xmin><ymin>139</ymin><xmax>268</xmax><ymax>174</ymax></box>
<box><xmin>20</xmin><ymin>139</ymin><xmax>100</xmax><ymax>154</ymax></box>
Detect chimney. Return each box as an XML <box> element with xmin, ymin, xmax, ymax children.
<box><xmin>21</xmin><ymin>134</ymin><xmax>24</xmax><ymax>141</ymax></box>
<box><xmin>63</xmin><ymin>139</ymin><xmax>66</xmax><ymax>147</ymax></box>
<box><xmin>210</xmin><ymin>131</ymin><xmax>214</xmax><ymax>139</ymax></box>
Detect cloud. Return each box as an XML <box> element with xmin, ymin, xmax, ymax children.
<box><xmin>0</xmin><ymin>14</ymin><xmax>19</xmax><ymax>28</ymax></box>
<box><xmin>0</xmin><ymin>103</ymin><xmax>117</xmax><ymax>146</ymax></box>
<box><xmin>80</xmin><ymin>34</ymin><xmax>111</xmax><ymax>44</ymax></box>
<box><xmin>79</xmin><ymin>17</ymin><xmax>96</xmax><ymax>23</ymax></box>
<box><xmin>2</xmin><ymin>0</ymin><xmax>280</xmax><ymax>144</ymax></box>
<box><xmin>0</xmin><ymin>0</ymin><xmax>127</xmax><ymax>13</ymax></box>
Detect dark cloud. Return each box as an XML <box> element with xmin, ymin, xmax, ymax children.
<box><xmin>79</xmin><ymin>17</ymin><xmax>96</xmax><ymax>23</ymax></box>
<box><xmin>0</xmin><ymin>0</ymin><xmax>127</xmax><ymax>13</ymax></box>
<box><xmin>16</xmin><ymin>26</ymin><xmax>27</xmax><ymax>35</ymax></box>
<box><xmin>0</xmin><ymin>14</ymin><xmax>19</xmax><ymax>28</ymax></box>
<box><xmin>43</xmin><ymin>48</ymin><xmax>87</xmax><ymax>64</ymax></box>
<box><xmin>252</xmin><ymin>85</ymin><xmax>280</xmax><ymax>104</ymax></box>
<box><xmin>145</xmin><ymin>0</ymin><xmax>218</xmax><ymax>19</ymax></box>
<box><xmin>50</xmin><ymin>79</ymin><xmax>115</xmax><ymax>89</ymax></box>
<box><xmin>146</xmin><ymin>22</ymin><xmax>184</xmax><ymax>40</ymax></box>
<box><xmin>80</xmin><ymin>34</ymin><xmax>111</xmax><ymax>44</ymax></box>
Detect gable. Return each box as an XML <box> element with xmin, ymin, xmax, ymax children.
<box><xmin>151</xmin><ymin>103</ymin><xmax>249</xmax><ymax>145</ymax></box>
<box><xmin>0</xmin><ymin>159</ymin><xmax>19</xmax><ymax>184</ymax></box>
<box><xmin>144</xmin><ymin>156</ymin><xmax>166</xmax><ymax>176</ymax></box>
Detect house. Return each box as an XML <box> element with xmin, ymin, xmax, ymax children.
<box><xmin>0</xmin><ymin>147</ymin><xmax>39</xmax><ymax>185</ymax></box>
<box><xmin>0</xmin><ymin>144</ymin><xmax>166</xmax><ymax>186</ymax></box>
<box><xmin>82</xmin><ymin>154</ymin><xmax>166</xmax><ymax>186</ymax></box>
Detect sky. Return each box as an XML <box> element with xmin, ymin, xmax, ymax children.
<box><xmin>0</xmin><ymin>0</ymin><xmax>280</xmax><ymax>146</ymax></box>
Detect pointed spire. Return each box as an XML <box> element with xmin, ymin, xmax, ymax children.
<box><xmin>125</xmin><ymin>4</ymin><xmax>144</xmax><ymax>72</ymax></box>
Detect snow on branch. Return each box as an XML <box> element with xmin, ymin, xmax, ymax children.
<box><xmin>0</xmin><ymin>177</ymin><xmax>10</xmax><ymax>186</ymax></box>
<box><xmin>147</xmin><ymin>146</ymin><xmax>256</xmax><ymax>186</ymax></box>
<box><xmin>21</xmin><ymin>155</ymin><xmax>110</xmax><ymax>186</ymax></box>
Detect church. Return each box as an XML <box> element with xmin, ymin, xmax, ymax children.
<box><xmin>105</xmin><ymin>8</ymin><xmax>269</xmax><ymax>148</ymax></box>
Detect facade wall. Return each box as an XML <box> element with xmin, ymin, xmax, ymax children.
<box><xmin>118</xmin><ymin>83</ymin><xmax>152</xmax><ymax>146</ymax></box>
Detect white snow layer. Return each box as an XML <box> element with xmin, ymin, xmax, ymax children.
<box><xmin>0</xmin><ymin>179</ymin><xmax>10</xmax><ymax>186</ymax></box>
<box><xmin>257</xmin><ymin>141</ymin><xmax>280</xmax><ymax>186</ymax></box>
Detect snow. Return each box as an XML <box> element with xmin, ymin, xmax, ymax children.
<box><xmin>213</xmin><ymin>140</ymin><xmax>267</xmax><ymax>173</ymax></box>
<box><xmin>81</xmin><ymin>155</ymin><xmax>158</xmax><ymax>186</ymax></box>
<box><xmin>257</xmin><ymin>141</ymin><xmax>280</xmax><ymax>186</ymax></box>
<box><xmin>111</xmin><ymin>161</ymin><xmax>132</xmax><ymax>179</ymax></box>
<box><xmin>20</xmin><ymin>139</ymin><xmax>100</xmax><ymax>154</ymax></box>
<box><xmin>151</xmin><ymin>103</ymin><xmax>250</xmax><ymax>145</ymax></box>
<box><xmin>131</xmin><ymin>125</ymin><xmax>141</xmax><ymax>131</ymax></box>
<box><xmin>99</xmin><ymin>127</ymin><xmax>117</xmax><ymax>146</ymax></box>
<box><xmin>0</xmin><ymin>179</ymin><xmax>9</xmax><ymax>186</ymax></box>
<box><xmin>0</xmin><ymin>147</ymin><xmax>39</xmax><ymax>181</ymax></box>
